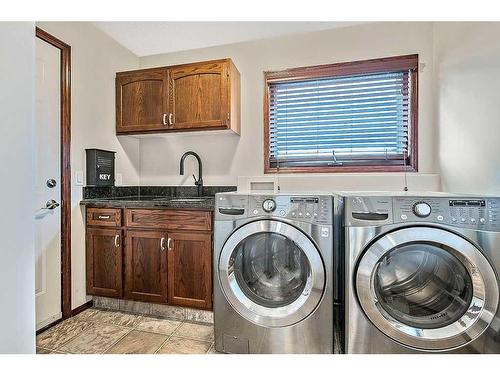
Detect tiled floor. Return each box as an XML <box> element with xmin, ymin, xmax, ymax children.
<box><xmin>36</xmin><ymin>308</ymin><xmax>217</xmax><ymax>354</ymax></box>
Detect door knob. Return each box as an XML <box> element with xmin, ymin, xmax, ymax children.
<box><xmin>42</xmin><ymin>199</ymin><xmax>60</xmax><ymax>210</ymax></box>
<box><xmin>46</xmin><ymin>179</ymin><xmax>57</xmax><ymax>188</ymax></box>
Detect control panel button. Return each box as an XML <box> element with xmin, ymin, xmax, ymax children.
<box><xmin>262</xmin><ymin>199</ymin><xmax>276</xmax><ymax>213</ymax></box>
<box><xmin>480</xmin><ymin>218</ymin><xmax>486</xmax><ymax>223</ymax></box>
<box><xmin>279</xmin><ymin>210</ymin><xmax>286</xmax><ymax>217</ymax></box>
<box><xmin>413</xmin><ymin>202</ymin><xmax>432</xmax><ymax>218</ymax></box>
<box><xmin>401</xmin><ymin>214</ymin><xmax>408</xmax><ymax>220</ymax></box>
<box><xmin>470</xmin><ymin>218</ymin><xmax>476</xmax><ymax>223</ymax></box>
<box><xmin>252</xmin><ymin>209</ymin><xmax>259</xmax><ymax>215</ymax></box>
<box><xmin>437</xmin><ymin>215</ymin><xmax>443</xmax><ymax>221</ymax></box>
<box><xmin>321</xmin><ymin>227</ymin><xmax>330</xmax><ymax>238</ymax></box>
<box><xmin>451</xmin><ymin>217</ymin><xmax>457</xmax><ymax>222</ymax></box>
<box><xmin>461</xmin><ymin>218</ymin><xmax>466</xmax><ymax>223</ymax></box>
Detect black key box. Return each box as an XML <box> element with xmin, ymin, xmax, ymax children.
<box><xmin>86</xmin><ymin>148</ymin><xmax>116</xmax><ymax>186</ymax></box>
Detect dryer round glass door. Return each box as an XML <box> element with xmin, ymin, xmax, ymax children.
<box><xmin>219</xmin><ymin>220</ymin><xmax>325</xmax><ymax>327</ymax></box>
<box><xmin>356</xmin><ymin>227</ymin><xmax>499</xmax><ymax>351</ymax></box>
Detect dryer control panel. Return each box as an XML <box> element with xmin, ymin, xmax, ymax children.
<box><xmin>393</xmin><ymin>197</ymin><xmax>500</xmax><ymax>231</ymax></box>
<box><xmin>215</xmin><ymin>193</ymin><xmax>333</xmax><ymax>225</ymax></box>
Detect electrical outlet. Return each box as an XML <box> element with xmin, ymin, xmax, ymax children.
<box><xmin>115</xmin><ymin>173</ymin><xmax>123</xmax><ymax>186</ymax></box>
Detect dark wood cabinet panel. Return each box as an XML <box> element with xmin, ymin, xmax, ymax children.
<box><xmin>116</xmin><ymin>70</ymin><xmax>169</xmax><ymax>134</ymax></box>
<box><xmin>85</xmin><ymin>206</ymin><xmax>214</xmax><ymax>309</ymax></box>
<box><xmin>167</xmin><ymin>231</ymin><xmax>212</xmax><ymax>309</ymax></box>
<box><xmin>124</xmin><ymin>230</ymin><xmax>168</xmax><ymax>303</ymax></box>
<box><xmin>86</xmin><ymin>207</ymin><xmax>121</xmax><ymax>227</ymax></box>
<box><xmin>125</xmin><ymin>209</ymin><xmax>212</xmax><ymax>231</ymax></box>
<box><xmin>115</xmin><ymin>58</ymin><xmax>240</xmax><ymax>135</ymax></box>
<box><xmin>169</xmin><ymin>61</ymin><xmax>228</xmax><ymax>131</ymax></box>
<box><xmin>86</xmin><ymin>228</ymin><xmax>123</xmax><ymax>298</ymax></box>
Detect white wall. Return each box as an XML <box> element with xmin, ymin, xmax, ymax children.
<box><xmin>434</xmin><ymin>23</ymin><xmax>500</xmax><ymax>194</ymax></box>
<box><xmin>0</xmin><ymin>22</ymin><xmax>36</xmax><ymax>353</ymax></box>
<box><xmin>138</xmin><ymin>22</ymin><xmax>440</xmax><ymax>192</ymax></box>
<box><xmin>36</xmin><ymin>22</ymin><xmax>140</xmax><ymax>308</ymax></box>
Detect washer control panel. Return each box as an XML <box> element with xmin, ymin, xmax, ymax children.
<box><xmin>248</xmin><ymin>195</ymin><xmax>332</xmax><ymax>224</ymax></box>
<box><xmin>216</xmin><ymin>194</ymin><xmax>333</xmax><ymax>224</ymax></box>
<box><xmin>393</xmin><ymin>197</ymin><xmax>500</xmax><ymax>231</ymax></box>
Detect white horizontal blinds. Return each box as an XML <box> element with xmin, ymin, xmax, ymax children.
<box><xmin>268</xmin><ymin>70</ymin><xmax>412</xmax><ymax>168</ymax></box>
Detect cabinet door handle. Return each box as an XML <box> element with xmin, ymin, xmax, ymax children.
<box><xmin>167</xmin><ymin>238</ymin><xmax>172</xmax><ymax>251</ymax></box>
<box><xmin>114</xmin><ymin>234</ymin><xmax>120</xmax><ymax>248</ymax></box>
<box><xmin>168</xmin><ymin>113</ymin><xmax>174</xmax><ymax>126</ymax></box>
<box><xmin>162</xmin><ymin>113</ymin><xmax>167</xmax><ymax>126</ymax></box>
<box><xmin>98</xmin><ymin>215</ymin><xmax>110</xmax><ymax>219</ymax></box>
<box><xmin>160</xmin><ymin>237</ymin><xmax>166</xmax><ymax>251</ymax></box>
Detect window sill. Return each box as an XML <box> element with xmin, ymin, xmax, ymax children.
<box><xmin>264</xmin><ymin>165</ymin><xmax>418</xmax><ymax>174</ymax></box>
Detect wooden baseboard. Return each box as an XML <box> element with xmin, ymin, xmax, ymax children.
<box><xmin>36</xmin><ymin>318</ymin><xmax>62</xmax><ymax>336</ymax></box>
<box><xmin>36</xmin><ymin>301</ymin><xmax>94</xmax><ymax>336</ymax></box>
<box><xmin>71</xmin><ymin>300</ymin><xmax>94</xmax><ymax>317</ymax></box>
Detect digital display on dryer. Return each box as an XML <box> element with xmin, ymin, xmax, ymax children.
<box><xmin>449</xmin><ymin>200</ymin><xmax>485</xmax><ymax>207</ymax></box>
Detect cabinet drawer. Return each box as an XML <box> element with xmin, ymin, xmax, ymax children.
<box><xmin>125</xmin><ymin>209</ymin><xmax>211</xmax><ymax>231</ymax></box>
<box><xmin>86</xmin><ymin>208</ymin><xmax>122</xmax><ymax>227</ymax></box>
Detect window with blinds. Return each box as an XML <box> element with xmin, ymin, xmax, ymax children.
<box><xmin>264</xmin><ymin>55</ymin><xmax>418</xmax><ymax>173</ymax></box>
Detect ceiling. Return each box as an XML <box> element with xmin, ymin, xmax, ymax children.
<box><xmin>93</xmin><ymin>22</ymin><xmax>359</xmax><ymax>57</ymax></box>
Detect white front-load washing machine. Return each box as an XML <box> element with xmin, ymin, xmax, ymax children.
<box><xmin>342</xmin><ymin>193</ymin><xmax>500</xmax><ymax>353</ymax></box>
<box><xmin>213</xmin><ymin>193</ymin><xmax>337</xmax><ymax>353</ymax></box>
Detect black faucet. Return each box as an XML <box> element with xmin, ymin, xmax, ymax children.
<box><xmin>179</xmin><ymin>151</ymin><xmax>203</xmax><ymax>197</ymax></box>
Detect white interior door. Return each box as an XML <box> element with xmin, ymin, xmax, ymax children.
<box><xmin>35</xmin><ymin>38</ymin><xmax>62</xmax><ymax>330</ymax></box>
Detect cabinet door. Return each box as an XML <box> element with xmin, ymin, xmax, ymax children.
<box><xmin>124</xmin><ymin>230</ymin><xmax>168</xmax><ymax>303</ymax></box>
<box><xmin>169</xmin><ymin>61</ymin><xmax>229</xmax><ymax>130</ymax></box>
<box><xmin>86</xmin><ymin>228</ymin><xmax>123</xmax><ymax>298</ymax></box>
<box><xmin>167</xmin><ymin>231</ymin><xmax>212</xmax><ymax>309</ymax></box>
<box><xmin>116</xmin><ymin>70</ymin><xmax>169</xmax><ymax>133</ymax></box>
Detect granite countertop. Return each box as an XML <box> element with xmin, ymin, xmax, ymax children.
<box><xmin>79</xmin><ymin>185</ymin><xmax>237</xmax><ymax>211</ymax></box>
<box><xmin>80</xmin><ymin>195</ymin><xmax>216</xmax><ymax>210</ymax></box>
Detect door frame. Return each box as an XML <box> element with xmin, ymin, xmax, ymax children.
<box><xmin>35</xmin><ymin>27</ymin><xmax>72</xmax><ymax>319</ymax></box>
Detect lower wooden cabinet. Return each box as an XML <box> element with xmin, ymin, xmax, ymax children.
<box><xmin>86</xmin><ymin>207</ymin><xmax>213</xmax><ymax>309</ymax></box>
<box><xmin>86</xmin><ymin>227</ymin><xmax>123</xmax><ymax>298</ymax></box>
<box><xmin>124</xmin><ymin>230</ymin><xmax>168</xmax><ymax>303</ymax></box>
<box><xmin>167</xmin><ymin>231</ymin><xmax>212</xmax><ymax>309</ymax></box>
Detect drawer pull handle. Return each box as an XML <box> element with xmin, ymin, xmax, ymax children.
<box><xmin>167</xmin><ymin>238</ymin><xmax>172</xmax><ymax>251</ymax></box>
<box><xmin>98</xmin><ymin>215</ymin><xmax>111</xmax><ymax>219</ymax></box>
<box><xmin>114</xmin><ymin>234</ymin><xmax>120</xmax><ymax>248</ymax></box>
<box><xmin>160</xmin><ymin>237</ymin><xmax>166</xmax><ymax>251</ymax></box>
<box><xmin>162</xmin><ymin>113</ymin><xmax>167</xmax><ymax>126</ymax></box>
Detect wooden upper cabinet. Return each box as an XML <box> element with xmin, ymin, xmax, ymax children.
<box><xmin>116</xmin><ymin>69</ymin><xmax>169</xmax><ymax>134</ymax></box>
<box><xmin>115</xmin><ymin>58</ymin><xmax>240</xmax><ymax>135</ymax></box>
<box><xmin>169</xmin><ymin>60</ymin><xmax>230</xmax><ymax>131</ymax></box>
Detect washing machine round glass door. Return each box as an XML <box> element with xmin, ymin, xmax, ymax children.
<box><xmin>356</xmin><ymin>227</ymin><xmax>499</xmax><ymax>351</ymax></box>
<box><xmin>219</xmin><ymin>220</ymin><xmax>325</xmax><ymax>327</ymax></box>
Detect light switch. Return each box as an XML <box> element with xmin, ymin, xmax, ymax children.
<box><xmin>75</xmin><ymin>170</ymin><xmax>84</xmax><ymax>186</ymax></box>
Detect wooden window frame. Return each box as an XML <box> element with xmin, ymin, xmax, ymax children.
<box><xmin>263</xmin><ymin>54</ymin><xmax>419</xmax><ymax>174</ymax></box>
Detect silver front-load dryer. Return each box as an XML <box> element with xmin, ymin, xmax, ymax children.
<box><xmin>342</xmin><ymin>194</ymin><xmax>500</xmax><ymax>353</ymax></box>
<box><xmin>213</xmin><ymin>193</ymin><xmax>335</xmax><ymax>353</ymax></box>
